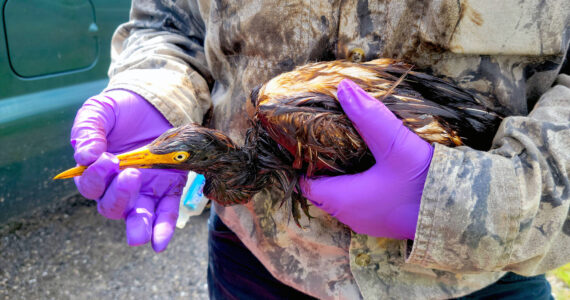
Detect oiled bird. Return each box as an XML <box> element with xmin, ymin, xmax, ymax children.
<box><xmin>55</xmin><ymin>58</ymin><xmax>503</xmax><ymax>226</ymax></box>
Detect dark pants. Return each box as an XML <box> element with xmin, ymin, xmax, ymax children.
<box><xmin>454</xmin><ymin>273</ymin><xmax>553</xmax><ymax>300</ymax></box>
<box><xmin>207</xmin><ymin>209</ymin><xmax>316</xmax><ymax>300</ymax></box>
<box><xmin>207</xmin><ymin>210</ymin><xmax>553</xmax><ymax>300</ymax></box>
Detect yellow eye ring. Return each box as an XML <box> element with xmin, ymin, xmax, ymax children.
<box><xmin>173</xmin><ymin>152</ymin><xmax>189</xmax><ymax>162</ymax></box>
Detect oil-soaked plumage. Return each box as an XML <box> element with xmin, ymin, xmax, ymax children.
<box><xmin>245</xmin><ymin>59</ymin><xmax>503</xmax><ymax>223</ymax></box>
<box><xmin>252</xmin><ymin>59</ymin><xmax>501</xmax><ymax>178</ymax></box>
<box><xmin>56</xmin><ymin>59</ymin><xmax>503</xmax><ymax>226</ymax></box>
<box><xmin>146</xmin><ymin>124</ymin><xmax>270</xmax><ymax>206</ymax></box>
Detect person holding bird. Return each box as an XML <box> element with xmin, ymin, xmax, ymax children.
<box><xmin>65</xmin><ymin>1</ymin><xmax>570</xmax><ymax>299</ymax></box>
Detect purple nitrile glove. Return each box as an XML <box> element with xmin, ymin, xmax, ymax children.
<box><xmin>300</xmin><ymin>79</ymin><xmax>434</xmax><ymax>240</ymax></box>
<box><xmin>71</xmin><ymin>89</ymin><xmax>188</xmax><ymax>252</ymax></box>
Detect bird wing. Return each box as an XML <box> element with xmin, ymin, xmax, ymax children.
<box><xmin>251</xmin><ymin>59</ymin><xmax>502</xmax><ymax>176</ymax></box>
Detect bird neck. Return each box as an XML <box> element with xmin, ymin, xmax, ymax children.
<box><xmin>198</xmin><ymin>141</ymin><xmax>269</xmax><ymax>206</ymax></box>
<box><xmin>198</xmin><ymin>125</ymin><xmax>297</xmax><ymax>207</ymax></box>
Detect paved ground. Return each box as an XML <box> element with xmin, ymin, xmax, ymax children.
<box><xmin>2</xmin><ymin>195</ymin><xmax>568</xmax><ymax>300</ymax></box>
<box><xmin>0</xmin><ymin>195</ymin><xmax>209</xmax><ymax>300</ymax></box>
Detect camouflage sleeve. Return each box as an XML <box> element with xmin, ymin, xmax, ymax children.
<box><xmin>104</xmin><ymin>0</ymin><xmax>212</xmax><ymax>126</ymax></box>
<box><xmin>407</xmin><ymin>74</ymin><xmax>570</xmax><ymax>275</ymax></box>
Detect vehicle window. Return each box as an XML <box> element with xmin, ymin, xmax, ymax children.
<box><xmin>3</xmin><ymin>0</ymin><xmax>97</xmax><ymax>77</ymax></box>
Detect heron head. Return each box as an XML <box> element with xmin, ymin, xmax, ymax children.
<box><xmin>53</xmin><ymin>124</ymin><xmax>238</xmax><ymax>179</ymax></box>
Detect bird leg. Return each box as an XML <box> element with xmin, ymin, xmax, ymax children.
<box><xmin>291</xmin><ymin>193</ymin><xmax>302</xmax><ymax>228</ymax></box>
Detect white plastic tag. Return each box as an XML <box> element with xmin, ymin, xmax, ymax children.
<box><xmin>176</xmin><ymin>172</ymin><xmax>209</xmax><ymax>228</ymax></box>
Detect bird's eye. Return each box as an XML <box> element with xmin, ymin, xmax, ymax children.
<box><xmin>173</xmin><ymin>152</ymin><xmax>189</xmax><ymax>162</ymax></box>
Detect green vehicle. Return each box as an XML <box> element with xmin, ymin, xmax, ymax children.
<box><xmin>0</xmin><ymin>0</ymin><xmax>131</xmax><ymax>223</ymax></box>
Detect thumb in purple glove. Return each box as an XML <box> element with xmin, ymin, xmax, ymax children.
<box><xmin>300</xmin><ymin>79</ymin><xmax>434</xmax><ymax>240</ymax></box>
<box><xmin>71</xmin><ymin>90</ymin><xmax>187</xmax><ymax>252</ymax></box>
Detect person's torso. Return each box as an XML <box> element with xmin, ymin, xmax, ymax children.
<box><xmin>196</xmin><ymin>1</ymin><xmax>569</xmax><ymax>298</ymax></box>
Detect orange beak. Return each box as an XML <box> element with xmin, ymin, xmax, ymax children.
<box><xmin>53</xmin><ymin>147</ymin><xmax>183</xmax><ymax>180</ymax></box>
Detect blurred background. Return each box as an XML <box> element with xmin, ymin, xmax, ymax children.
<box><xmin>0</xmin><ymin>1</ymin><xmax>567</xmax><ymax>299</ymax></box>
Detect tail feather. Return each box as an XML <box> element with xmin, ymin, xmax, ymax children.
<box><xmin>381</xmin><ymin>66</ymin><xmax>503</xmax><ymax>150</ymax></box>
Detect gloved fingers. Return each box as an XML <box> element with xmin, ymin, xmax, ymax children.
<box><xmin>337</xmin><ymin>79</ymin><xmax>403</xmax><ymax>158</ymax></box>
<box><xmin>71</xmin><ymin>96</ymin><xmax>116</xmax><ymax>165</ymax></box>
<box><xmin>74</xmin><ymin>153</ymin><xmax>120</xmax><ymax>200</ymax></box>
<box><xmin>300</xmin><ymin>173</ymin><xmax>362</xmax><ymax>216</ymax></box>
<box><xmin>385</xmin><ymin>128</ymin><xmax>434</xmax><ymax>177</ymax></box>
<box><xmin>97</xmin><ymin>168</ymin><xmax>142</xmax><ymax>220</ymax></box>
<box><xmin>338</xmin><ymin>79</ymin><xmax>433</xmax><ymax>182</ymax></box>
<box><xmin>138</xmin><ymin>169</ymin><xmax>188</xmax><ymax>198</ymax></box>
<box><xmin>104</xmin><ymin>90</ymin><xmax>173</xmax><ymax>150</ymax></box>
<box><xmin>125</xmin><ymin>194</ymin><xmax>155</xmax><ymax>247</ymax></box>
<box><xmin>151</xmin><ymin>194</ymin><xmax>180</xmax><ymax>252</ymax></box>
<box><xmin>302</xmin><ymin>167</ymin><xmax>389</xmax><ymax>212</ymax></box>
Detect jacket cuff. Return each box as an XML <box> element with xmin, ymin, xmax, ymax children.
<box><xmin>105</xmin><ymin>69</ymin><xmax>211</xmax><ymax>127</ymax></box>
<box><xmin>405</xmin><ymin>144</ymin><xmax>520</xmax><ymax>272</ymax></box>
<box><xmin>405</xmin><ymin>143</ymin><xmax>449</xmax><ymax>267</ymax></box>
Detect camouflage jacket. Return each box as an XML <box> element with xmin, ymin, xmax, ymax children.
<box><xmin>105</xmin><ymin>0</ymin><xmax>570</xmax><ymax>299</ymax></box>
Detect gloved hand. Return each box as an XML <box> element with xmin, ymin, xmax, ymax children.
<box><xmin>300</xmin><ymin>79</ymin><xmax>434</xmax><ymax>240</ymax></box>
<box><xmin>71</xmin><ymin>89</ymin><xmax>187</xmax><ymax>252</ymax></box>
